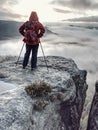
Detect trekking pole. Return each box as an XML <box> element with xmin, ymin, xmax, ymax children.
<box><xmin>40</xmin><ymin>42</ymin><xmax>49</xmax><ymax>72</ymax></box>
<box><xmin>16</xmin><ymin>43</ymin><xmax>25</xmax><ymax>66</ymax></box>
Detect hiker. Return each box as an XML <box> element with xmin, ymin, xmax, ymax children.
<box><xmin>19</xmin><ymin>11</ymin><xmax>45</xmax><ymax>70</ymax></box>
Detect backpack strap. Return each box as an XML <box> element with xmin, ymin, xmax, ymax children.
<box><xmin>25</xmin><ymin>21</ymin><xmax>37</xmax><ymax>31</ymax></box>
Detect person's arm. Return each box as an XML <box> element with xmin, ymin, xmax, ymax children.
<box><xmin>37</xmin><ymin>22</ymin><xmax>45</xmax><ymax>38</ymax></box>
<box><xmin>19</xmin><ymin>22</ymin><xmax>26</xmax><ymax>36</ymax></box>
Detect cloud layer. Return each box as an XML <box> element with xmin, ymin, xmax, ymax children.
<box><xmin>51</xmin><ymin>0</ymin><xmax>98</xmax><ymax>10</ymax></box>
<box><xmin>0</xmin><ymin>0</ymin><xmax>25</xmax><ymax>21</ymax></box>
<box><xmin>67</xmin><ymin>16</ymin><xmax>98</xmax><ymax>23</ymax></box>
<box><xmin>0</xmin><ymin>0</ymin><xmax>98</xmax><ymax>22</ymax></box>
<box><xmin>51</xmin><ymin>0</ymin><xmax>98</xmax><ymax>22</ymax></box>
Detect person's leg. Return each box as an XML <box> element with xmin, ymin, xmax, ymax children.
<box><xmin>31</xmin><ymin>44</ymin><xmax>39</xmax><ymax>69</ymax></box>
<box><xmin>23</xmin><ymin>44</ymin><xmax>32</xmax><ymax>68</ymax></box>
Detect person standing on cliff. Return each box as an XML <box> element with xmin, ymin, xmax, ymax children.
<box><xmin>19</xmin><ymin>11</ymin><xmax>45</xmax><ymax>70</ymax></box>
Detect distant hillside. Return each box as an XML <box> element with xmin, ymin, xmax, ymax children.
<box><xmin>0</xmin><ymin>20</ymin><xmax>23</xmax><ymax>40</ymax></box>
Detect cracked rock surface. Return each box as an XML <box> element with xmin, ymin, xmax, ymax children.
<box><xmin>0</xmin><ymin>56</ymin><xmax>88</xmax><ymax>130</ymax></box>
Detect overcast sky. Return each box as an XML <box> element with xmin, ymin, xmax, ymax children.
<box><xmin>0</xmin><ymin>0</ymin><xmax>98</xmax><ymax>23</ymax></box>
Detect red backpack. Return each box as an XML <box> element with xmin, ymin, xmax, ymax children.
<box><xmin>24</xmin><ymin>21</ymin><xmax>37</xmax><ymax>43</ymax></box>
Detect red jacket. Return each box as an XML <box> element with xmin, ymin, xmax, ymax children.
<box><xmin>19</xmin><ymin>21</ymin><xmax>45</xmax><ymax>45</ymax></box>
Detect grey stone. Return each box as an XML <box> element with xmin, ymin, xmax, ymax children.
<box><xmin>0</xmin><ymin>56</ymin><xmax>88</xmax><ymax>130</ymax></box>
<box><xmin>86</xmin><ymin>80</ymin><xmax>98</xmax><ymax>130</ymax></box>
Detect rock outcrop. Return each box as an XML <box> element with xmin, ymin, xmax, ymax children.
<box><xmin>0</xmin><ymin>56</ymin><xmax>88</xmax><ymax>130</ymax></box>
<box><xmin>86</xmin><ymin>81</ymin><xmax>98</xmax><ymax>130</ymax></box>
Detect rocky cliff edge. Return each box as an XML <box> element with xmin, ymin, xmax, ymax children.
<box><xmin>0</xmin><ymin>56</ymin><xmax>88</xmax><ymax>130</ymax></box>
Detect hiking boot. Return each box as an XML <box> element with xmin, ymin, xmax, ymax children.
<box><xmin>23</xmin><ymin>66</ymin><xmax>26</xmax><ymax>69</ymax></box>
<box><xmin>31</xmin><ymin>67</ymin><xmax>37</xmax><ymax>71</ymax></box>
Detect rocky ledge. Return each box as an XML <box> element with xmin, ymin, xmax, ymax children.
<box><xmin>86</xmin><ymin>81</ymin><xmax>98</xmax><ymax>130</ymax></box>
<box><xmin>0</xmin><ymin>56</ymin><xmax>88</xmax><ymax>130</ymax></box>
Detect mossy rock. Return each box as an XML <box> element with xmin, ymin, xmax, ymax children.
<box><xmin>25</xmin><ymin>81</ymin><xmax>52</xmax><ymax>98</ymax></box>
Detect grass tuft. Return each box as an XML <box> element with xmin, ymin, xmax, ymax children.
<box><xmin>25</xmin><ymin>81</ymin><xmax>52</xmax><ymax>98</ymax></box>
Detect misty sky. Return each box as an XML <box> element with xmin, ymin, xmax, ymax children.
<box><xmin>0</xmin><ymin>0</ymin><xmax>98</xmax><ymax>23</ymax></box>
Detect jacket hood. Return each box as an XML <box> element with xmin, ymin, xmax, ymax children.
<box><xmin>29</xmin><ymin>11</ymin><xmax>39</xmax><ymax>22</ymax></box>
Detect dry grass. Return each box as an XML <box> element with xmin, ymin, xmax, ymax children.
<box><xmin>25</xmin><ymin>81</ymin><xmax>52</xmax><ymax>98</ymax></box>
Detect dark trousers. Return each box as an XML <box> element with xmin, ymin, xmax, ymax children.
<box><xmin>23</xmin><ymin>44</ymin><xmax>39</xmax><ymax>68</ymax></box>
